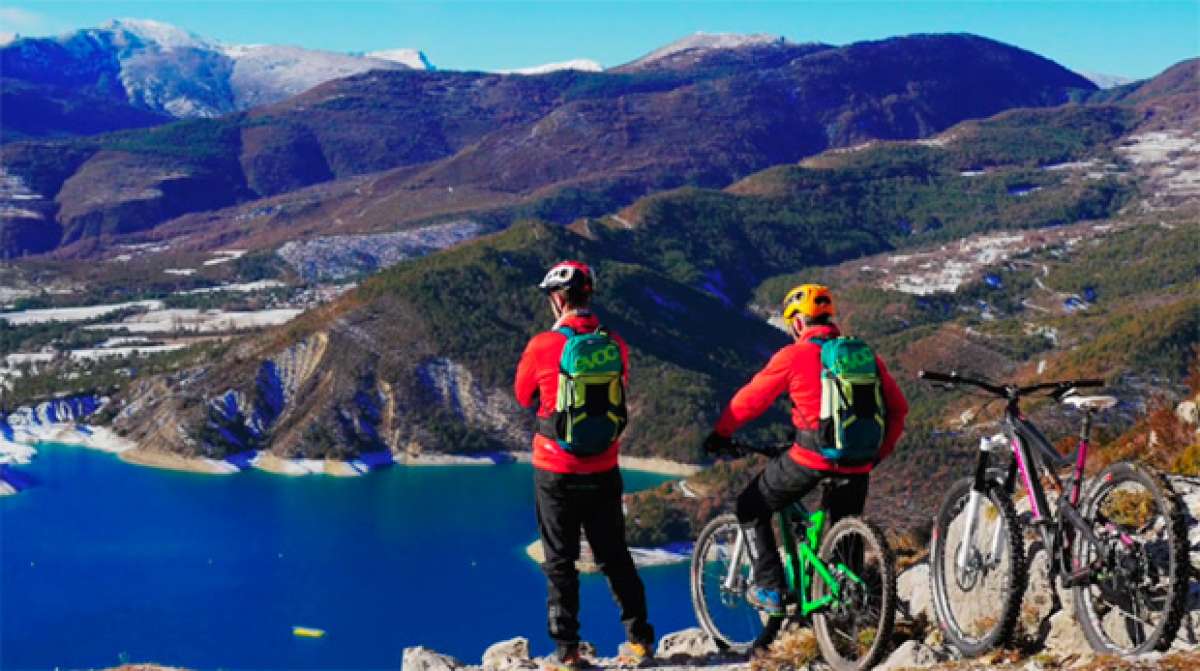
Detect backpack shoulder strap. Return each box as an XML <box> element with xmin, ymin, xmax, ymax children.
<box><xmin>555</xmin><ymin>326</ymin><xmax>576</xmax><ymax>338</ymax></box>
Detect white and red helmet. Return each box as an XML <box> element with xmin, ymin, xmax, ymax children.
<box><xmin>538</xmin><ymin>260</ymin><xmax>595</xmax><ymax>294</ymax></box>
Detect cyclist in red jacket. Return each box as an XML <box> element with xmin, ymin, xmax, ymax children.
<box><xmin>704</xmin><ymin>284</ymin><xmax>908</xmax><ymax>619</ymax></box>
<box><xmin>514</xmin><ymin>260</ymin><xmax>654</xmax><ymax>668</ymax></box>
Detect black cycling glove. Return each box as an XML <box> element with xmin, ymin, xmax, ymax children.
<box><xmin>703</xmin><ymin>431</ymin><xmax>733</xmax><ymax>457</ymax></box>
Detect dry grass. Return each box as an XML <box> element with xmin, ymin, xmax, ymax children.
<box><xmin>890</xmin><ymin>525</ymin><xmax>932</xmax><ymax>572</ymax></box>
<box><xmin>1099</xmin><ymin>489</ymin><xmax>1157</xmax><ymax>528</ymax></box>
<box><xmin>915</xmin><ymin>650</ymin><xmax>1200</xmax><ymax>670</ymax></box>
<box><xmin>1075</xmin><ymin>651</ymin><xmax>1200</xmax><ymax>671</ymax></box>
<box><xmin>1097</xmin><ymin>345</ymin><xmax>1200</xmax><ymax>476</ymax></box>
<box><xmin>750</xmin><ymin>624</ymin><xmax>820</xmax><ymax>671</ymax></box>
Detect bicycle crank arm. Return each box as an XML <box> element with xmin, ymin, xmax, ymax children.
<box><xmin>1061</xmin><ymin>503</ymin><xmax>1104</xmax><ymax>551</ymax></box>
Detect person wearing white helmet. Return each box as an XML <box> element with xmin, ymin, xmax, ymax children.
<box><xmin>514</xmin><ymin>260</ymin><xmax>654</xmax><ymax>668</ymax></box>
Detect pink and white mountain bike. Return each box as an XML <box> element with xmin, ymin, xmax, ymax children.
<box><xmin>919</xmin><ymin>370</ymin><xmax>1188</xmax><ymax>657</ymax></box>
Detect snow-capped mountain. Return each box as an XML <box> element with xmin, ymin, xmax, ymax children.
<box><xmin>366</xmin><ymin>48</ymin><xmax>435</xmax><ymax>70</ymax></box>
<box><xmin>500</xmin><ymin>59</ymin><xmax>603</xmax><ymax>75</ymax></box>
<box><xmin>1</xmin><ymin>18</ymin><xmax>432</xmax><ymax>125</ymax></box>
<box><xmin>622</xmin><ymin>32</ymin><xmax>788</xmax><ymax>69</ymax></box>
<box><xmin>1078</xmin><ymin>70</ymin><xmax>1135</xmax><ymax>89</ymax></box>
<box><xmin>105</xmin><ymin>18</ymin><xmax>210</xmax><ymax>49</ymax></box>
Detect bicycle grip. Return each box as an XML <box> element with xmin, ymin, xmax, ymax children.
<box><xmin>918</xmin><ymin>370</ymin><xmax>957</xmax><ymax>383</ymax></box>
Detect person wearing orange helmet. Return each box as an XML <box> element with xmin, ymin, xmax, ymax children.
<box><xmin>514</xmin><ymin>260</ymin><xmax>654</xmax><ymax>668</ymax></box>
<box><xmin>703</xmin><ymin>283</ymin><xmax>908</xmax><ymax>631</ymax></box>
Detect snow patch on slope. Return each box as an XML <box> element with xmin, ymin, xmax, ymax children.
<box><xmin>1078</xmin><ymin>70</ymin><xmax>1134</xmax><ymax>89</ymax></box>
<box><xmin>626</xmin><ymin>32</ymin><xmax>786</xmax><ymax>68</ymax></box>
<box><xmin>224</xmin><ymin>44</ymin><xmax>408</xmax><ymax>109</ymax></box>
<box><xmin>103</xmin><ymin>18</ymin><xmax>212</xmax><ymax>49</ymax></box>
<box><xmin>276</xmin><ymin>220</ymin><xmax>484</xmax><ymax>281</ymax></box>
<box><xmin>502</xmin><ymin>59</ymin><xmax>602</xmax><ymax>75</ymax></box>
<box><xmin>11</xmin><ymin>19</ymin><xmax>426</xmax><ymax>119</ymax></box>
<box><xmin>366</xmin><ymin>48</ymin><xmax>435</xmax><ymax>70</ymax></box>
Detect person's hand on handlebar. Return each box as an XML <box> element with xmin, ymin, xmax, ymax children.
<box><xmin>703</xmin><ymin>431</ymin><xmax>734</xmax><ymax>458</ymax></box>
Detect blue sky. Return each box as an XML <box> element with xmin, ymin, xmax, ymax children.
<box><xmin>1</xmin><ymin>1</ymin><xmax>1196</xmax><ymax>78</ymax></box>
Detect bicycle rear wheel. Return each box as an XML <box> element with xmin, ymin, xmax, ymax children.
<box><xmin>929</xmin><ymin>476</ymin><xmax>1026</xmax><ymax>656</ymax></box>
<box><xmin>690</xmin><ymin>513</ymin><xmax>767</xmax><ymax>651</ymax></box>
<box><xmin>1072</xmin><ymin>462</ymin><xmax>1188</xmax><ymax>654</ymax></box>
<box><xmin>812</xmin><ymin>516</ymin><xmax>896</xmax><ymax>671</ymax></box>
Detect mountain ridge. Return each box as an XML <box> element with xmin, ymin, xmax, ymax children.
<box><xmin>0</xmin><ymin>18</ymin><xmax>429</xmax><ymax>140</ymax></box>
<box><xmin>1</xmin><ymin>32</ymin><xmax>1098</xmax><ymax>259</ymax></box>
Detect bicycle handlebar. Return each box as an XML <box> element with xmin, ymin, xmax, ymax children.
<box><xmin>918</xmin><ymin>370</ymin><xmax>1005</xmax><ymax>395</ymax></box>
<box><xmin>918</xmin><ymin>370</ymin><xmax>1104</xmax><ymax>400</ymax></box>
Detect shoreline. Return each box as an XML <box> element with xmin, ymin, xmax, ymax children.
<box><xmin>119</xmin><ymin>448</ymin><xmax>239</xmax><ymax>475</ymax></box>
<box><xmin>7</xmin><ymin>427</ymin><xmax>704</xmax><ymax>483</ymax></box>
<box><xmin>524</xmin><ymin>539</ymin><xmax>691</xmax><ymax>572</ymax></box>
<box><xmin>618</xmin><ymin>454</ymin><xmax>702</xmax><ymax>477</ymax></box>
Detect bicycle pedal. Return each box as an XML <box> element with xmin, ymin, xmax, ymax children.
<box><xmin>1062</xmin><ymin>567</ymin><xmax>1091</xmax><ymax>587</ymax></box>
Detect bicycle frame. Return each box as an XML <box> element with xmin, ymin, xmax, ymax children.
<box><xmin>1000</xmin><ymin>408</ymin><xmax>1118</xmax><ymax>582</ymax></box>
<box><xmin>721</xmin><ymin>502</ymin><xmax>863</xmax><ymax>618</ymax></box>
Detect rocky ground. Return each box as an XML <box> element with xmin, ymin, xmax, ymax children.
<box><xmin>403</xmin><ymin>476</ymin><xmax>1199</xmax><ymax>671</ymax></box>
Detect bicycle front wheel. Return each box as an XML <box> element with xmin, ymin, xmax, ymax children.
<box><xmin>690</xmin><ymin>513</ymin><xmax>767</xmax><ymax>651</ymax></box>
<box><xmin>1072</xmin><ymin>461</ymin><xmax>1188</xmax><ymax>654</ymax></box>
<box><xmin>929</xmin><ymin>476</ymin><xmax>1026</xmax><ymax>656</ymax></box>
<box><xmin>811</xmin><ymin>516</ymin><xmax>896</xmax><ymax>671</ymax></box>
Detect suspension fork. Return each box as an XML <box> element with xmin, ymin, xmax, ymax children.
<box><xmin>984</xmin><ymin>458</ymin><xmax>1020</xmax><ymax>563</ymax></box>
<box><xmin>957</xmin><ymin>435</ymin><xmax>996</xmax><ymax>571</ymax></box>
<box><xmin>724</xmin><ymin>528</ymin><xmax>749</xmax><ymax>590</ymax></box>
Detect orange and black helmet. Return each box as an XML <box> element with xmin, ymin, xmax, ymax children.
<box><xmin>782</xmin><ymin>284</ymin><xmax>835</xmax><ymax>322</ymax></box>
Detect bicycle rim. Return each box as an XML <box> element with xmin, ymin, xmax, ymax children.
<box><xmin>690</xmin><ymin>514</ymin><xmax>765</xmax><ymax>650</ymax></box>
<box><xmin>812</xmin><ymin>517</ymin><xmax>896</xmax><ymax>671</ymax></box>
<box><xmin>929</xmin><ymin>477</ymin><xmax>1025</xmax><ymax>656</ymax></box>
<box><xmin>1072</xmin><ymin>462</ymin><xmax>1188</xmax><ymax>654</ymax></box>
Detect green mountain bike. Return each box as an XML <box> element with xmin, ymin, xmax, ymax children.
<box><xmin>690</xmin><ymin>443</ymin><xmax>896</xmax><ymax>670</ymax></box>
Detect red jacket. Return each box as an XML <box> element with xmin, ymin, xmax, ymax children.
<box><xmin>514</xmin><ymin>311</ymin><xmax>630</xmax><ymax>474</ymax></box>
<box><xmin>714</xmin><ymin>324</ymin><xmax>908</xmax><ymax>474</ymax></box>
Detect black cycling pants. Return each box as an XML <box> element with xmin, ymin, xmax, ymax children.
<box><xmin>735</xmin><ymin>454</ymin><xmax>869</xmax><ymax>592</ymax></box>
<box><xmin>534</xmin><ymin>467</ymin><xmax>654</xmax><ymax>646</ymax></box>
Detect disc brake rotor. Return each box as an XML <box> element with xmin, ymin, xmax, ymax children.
<box><xmin>953</xmin><ymin>540</ymin><xmax>983</xmax><ymax>591</ymax></box>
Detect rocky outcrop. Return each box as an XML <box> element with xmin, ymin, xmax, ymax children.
<box><xmin>1172</xmin><ymin>475</ymin><xmax>1200</xmax><ymax>652</ymax></box>
<box><xmin>402</xmin><ymin>647</ymin><xmax>466</xmax><ymax>671</ymax></box>
<box><xmin>401</xmin><ymin>632</ymin><xmax>741</xmax><ymax>671</ymax></box>
<box><xmin>415</xmin><ymin>357</ymin><xmax>527</xmax><ymax>446</ymax></box>
<box><xmin>276</xmin><ymin>221</ymin><xmax>485</xmax><ymax>281</ymax></box>
<box><xmin>877</xmin><ymin>640</ymin><xmax>943</xmax><ymax>671</ymax></box>
<box><xmin>2</xmin><ymin>393</ymin><xmax>103</xmax><ymax>428</ymax></box>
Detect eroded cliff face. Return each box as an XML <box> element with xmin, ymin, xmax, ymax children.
<box><xmin>113</xmin><ymin>315</ymin><xmax>534</xmax><ymax>462</ymax></box>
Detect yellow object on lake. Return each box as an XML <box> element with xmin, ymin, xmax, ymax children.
<box><xmin>292</xmin><ymin>626</ymin><xmax>326</xmax><ymax>638</ymax></box>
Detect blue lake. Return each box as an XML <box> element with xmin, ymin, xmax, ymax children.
<box><xmin>0</xmin><ymin>443</ymin><xmax>694</xmax><ymax>669</ymax></box>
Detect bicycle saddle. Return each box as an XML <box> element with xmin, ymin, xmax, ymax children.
<box><xmin>1060</xmin><ymin>394</ymin><xmax>1118</xmax><ymax>411</ymax></box>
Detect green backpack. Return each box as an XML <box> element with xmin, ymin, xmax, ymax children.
<box><xmin>813</xmin><ymin>337</ymin><xmax>887</xmax><ymax>464</ymax></box>
<box><xmin>546</xmin><ymin>326</ymin><xmax>628</xmax><ymax>456</ymax></box>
